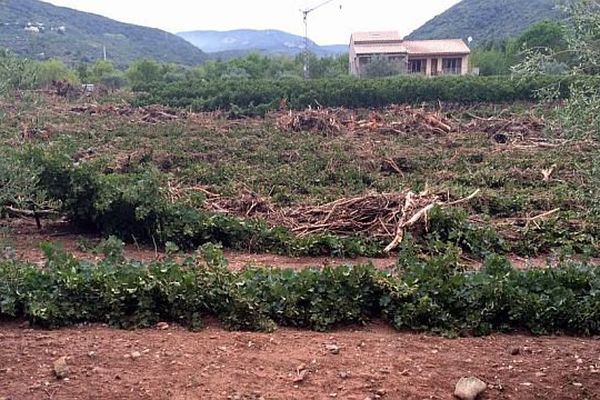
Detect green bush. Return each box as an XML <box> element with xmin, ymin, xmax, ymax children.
<box><xmin>1</xmin><ymin>244</ymin><xmax>598</xmax><ymax>336</ymax></box>
<box><xmin>132</xmin><ymin>75</ymin><xmax>597</xmax><ymax>113</ymax></box>
<box><xmin>26</xmin><ymin>149</ymin><xmax>382</xmax><ymax>258</ymax></box>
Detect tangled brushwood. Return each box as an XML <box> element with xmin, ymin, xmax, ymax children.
<box><xmin>207</xmin><ymin>189</ymin><xmax>481</xmax><ymax>253</ymax></box>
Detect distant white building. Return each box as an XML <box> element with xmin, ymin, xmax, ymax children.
<box><xmin>349</xmin><ymin>31</ymin><xmax>471</xmax><ymax>78</ymax></box>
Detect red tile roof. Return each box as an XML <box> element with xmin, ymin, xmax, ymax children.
<box><xmin>351</xmin><ymin>32</ymin><xmax>470</xmax><ymax>56</ymax></box>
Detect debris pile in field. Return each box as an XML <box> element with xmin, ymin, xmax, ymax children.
<box><xmin>51</xmin><ymin>80</ymin><xmax>82</xmax><ymax>98</ymax></box>
<box><xmin>207</xmin><ymin>188</ymin><xmax>274</xmax><ymax>217</ymax></box>
<box><xmin>70</xmin><ymin>104</ymin><xmax>179</xmax><ymax>123</ymax></box>
<box><xmin>280</xmin><ymin>192</ymin><xmax>412</xmax><ymax>239</ymax></box>
<box><xmin>276</xmin><ymin>108</ymin><xmax>343</xmax><ymax>135</ymax></box>
<box><xmin>463</xmin><ymin>111</ymin><xmax>548</xmax><ymax>143</ymax></box>
<box><xmin>203</xmin><ymin>188</ymin><xmax>479</xmax><ymax>251</ymax></box>
<box><xmin>275</xmin><ymin>106</ymin><xmax>456</xmax><ymax>135</ymax></box>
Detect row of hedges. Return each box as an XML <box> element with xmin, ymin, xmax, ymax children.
<box><xmin>1</xmin><ymin>243</ymin><xmax>598</xmax><ymax>336</ymax></box>
<box><xmin>132</xmin><ymin>75</ymin><xmax>597</xmax><ymax>112</ymax></box>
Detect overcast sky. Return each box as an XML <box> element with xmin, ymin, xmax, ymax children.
<box><xmin>43</xmin><ymin>0</ymin><xmax>460</xmax><ymax>45</ymax></box>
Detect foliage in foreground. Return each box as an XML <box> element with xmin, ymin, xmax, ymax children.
<box><xmin>0</xmin><ymin>243</ymin><xmax>598</xmax><ymax>336</ymax></box>
<box><xmin>513</xmin><ymin>0</ymin><xmax>600</xmax><ymax>140</ymax></box>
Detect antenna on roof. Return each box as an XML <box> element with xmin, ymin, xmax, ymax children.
<box><xmin>467</xmin><ymin>36</ymin><xmax>473</xmax><ymax>45</ymax></box>
<box><xmin>300</xmin><ymin>0</ymin><xmax>342</xmax><ymax>79</ymax></box>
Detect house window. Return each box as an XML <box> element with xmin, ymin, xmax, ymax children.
<box><xmin>408</xmin><ymin>59</ymin><xmax>426</xmax><ymax>74</ymax></box>
<box><xmin>442</xmin><ymin>58</ymin><xmax>462</xmax><ymax>75</ymax></box>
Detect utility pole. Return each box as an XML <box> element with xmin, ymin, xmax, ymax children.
<box><xmin>300</xmin><ymin>0</ymin><xmax>340</xmax><ymax>79</ymax></box>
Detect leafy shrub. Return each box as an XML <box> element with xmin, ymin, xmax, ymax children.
<box><xmin>1</xmin><ymin>245</ymin><xmax>599</xmax><ymax>336</ymax></box>
<box><xmin>132</xmin><ymin>75</ymin><xmax>596</xmax><ymax>113</ymax></box>
<box><xmin>426</xmin><ymin>207</ymin><xmax>507</xmax><ymax>258</ymax></box>
<box><xmin>24</xmin><ymin>149</ymin><xmax>382</xmax><ymax>257</ymax></box>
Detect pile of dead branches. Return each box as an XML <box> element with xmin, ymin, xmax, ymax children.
<box><xmin>70</xmin><ymin>104</ymin><xmax>179</xmax><ymax>124</ymax></box>
<box><xmin>276</xmin><ymin>108</ymin><xmax>344</xmax><ymax>135</ymax></box>
<box><xmin>281</xmin><ymin>192</ymin><xmax>413</xmax><ymax>240</ymax></box>
<box><xmin>275</xmin><ymin>106</ymin><xmax>455</xmax><ymax>135</ymax></box>
<box><xmin>464</xmin><ymin>111</ymin><xmax>548</xmax><ymax>143</ymax></box>
<box><xmin>278</xmin><ymin>189</ymin><xmax>479</xmax><ymax>251</ymax></box>
<box><xmin>206</xmin><ymin>188</ymin><xmax>274</xmax><ymax>217</ymax></box>
<box><xmin>202</xmin><ymin>188</ymin><xmax>479</xmax><ymax>252</ymax></box>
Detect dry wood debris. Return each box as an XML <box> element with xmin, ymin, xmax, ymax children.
<box><xmin>70</xmin><ymin>104</ymin><xmax>179</xmax><ymax>124</ymax></box>
<box><xmin>201</xmin><ymin>188</ymin><xmax>480</xmax><ymax>251</ymax></box>
<box><xmin>276</xmin><ymin>106</ymin><xmax>455</xmax><ymax>135</ymax></box>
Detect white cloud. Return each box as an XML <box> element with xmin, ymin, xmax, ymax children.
<box><xmin>45</xmin><ymin>0</ymin><xmax>460</xmax><ymax>45</ymax></box>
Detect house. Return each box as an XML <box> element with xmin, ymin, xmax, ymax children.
<box><xmin>349</xmin><ymin>31</ymin><xmax>471</xmax><ymax>78</ymax></box>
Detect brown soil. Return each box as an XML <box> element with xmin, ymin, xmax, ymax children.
<box><xmin>0</xmin><ymin>322</ymin><xmax>598</xmax><ymax>400</ymax></box>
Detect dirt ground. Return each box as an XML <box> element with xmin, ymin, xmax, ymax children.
<box><xmin>2</xmin><ymin>219</ymin><xmax>600</xmax><ymax>399</ymax></box>
<box><xmin>0</xmin><ymin>321</ymin><xmax>599</xmax><ymax>400</ymax></box>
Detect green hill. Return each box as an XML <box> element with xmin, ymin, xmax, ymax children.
<box><xmin>0</xmin><ymin>0</ymin><xmax>207</xmax><ymax>66</ymax></box>
<box><xmin>407</xmin><ymin>0</ymin><xmax>563</xmax><ymax>44</ymax></box>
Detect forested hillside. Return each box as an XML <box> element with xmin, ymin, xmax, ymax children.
<box><xmin>0</xmin><ymin>0</ymin><xmax>207</xmax><ymax>66</ymax></box>
<box><xmin>407</xmin><ymin>0</ymin><xmax>562</xmax><ymax>44</ymax></box>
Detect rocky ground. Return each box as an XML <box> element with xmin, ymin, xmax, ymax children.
<box><xmin>0</xmin><ymin>321</ymin><xmax>599</xmax><ymax>400</ymax></box>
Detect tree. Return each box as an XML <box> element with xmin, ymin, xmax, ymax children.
<box><xmin>126</xmin><ymin>59</ymin><xmax>163</xmax><ymax>87</ymax></box>
<box><xmin>33</xmin><ymin>59</ymin><xmax>80</xmax><ymax>87</ymax></box>
<box><xmin>566</xmin><ymin>0</ymin><xmax>600</xmax><ymax>74</ymax></box>
<box><xmin>0</xmin><ymin>50</ymin><xmax>35</xmax><ymax>93</ymax></box>
<box><xmin>517</xmin><ymin>20</ymin><xmax>568</xmax><ymax>53</ymax></box>
<box><xmin>513</xmin><ymin>0</ymin><xmax>600</xmax><ymax>139</ymax></box>
<box><xmin>90</xmin><ymin>60</ymin><xmax>116</xmax><ymax>82</ymax></box>
<box><xmin>89</xmin><ymin>60</ymin><xmax>126</xmax><ymax>89</ymax></box>
<box><xmin>471</xmin><ymin>48</ymin><xmax>515</xmax><ymax>75</ymax></box>
<box><xmin>77</xmin><ymin>64</ymin><xmax>90</xmax><ymax>83</ymax></box>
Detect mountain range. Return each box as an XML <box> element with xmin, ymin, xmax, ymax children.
<box><xmin>177</xmin><ymin>29</ymin><xmax>347</xmax><ymax>59</ymax></box>
<box><xmin>0</xmin><ymin>0</ymin><xmax>565</xmax><ymax>67</ymax></box>
<box><xmin>0</xmin><ymin>0</ymin><xmax>207</xmax><ymax>66</ymax></box>
<box><xmin>407</xmin><ymin>0</ymin><xmax>562</xmax><ymax>44</ymax></box>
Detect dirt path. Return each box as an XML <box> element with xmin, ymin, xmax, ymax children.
<box><xmin>0</xmin><ymin>322</ymin><xmax>598</xmax><ymax>400</ymax></box>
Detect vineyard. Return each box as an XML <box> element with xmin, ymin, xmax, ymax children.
<box><xmin>1</xmin><ymin>84</ymin><xmax>600</xmax><ymax>398</ymax></box>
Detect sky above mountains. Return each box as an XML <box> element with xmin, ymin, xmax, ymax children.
<box><xmin>44</xmin><ymin>0</ymin><xmax>460</xmax><ymax>45</ymax></box>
